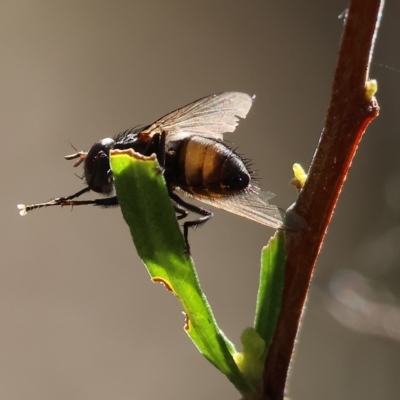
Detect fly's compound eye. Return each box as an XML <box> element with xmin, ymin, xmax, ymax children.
<box><xmin>84</xmin><ymin>138</ymin><xmax>115</xmax><ymax>194</ymax></box>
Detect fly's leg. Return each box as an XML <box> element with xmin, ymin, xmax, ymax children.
<box><xmin>92</xmin><ymin>196</ymin><xmax>119</xmax><ymax>207</ymax></box>
<box><xmin>55</xmin><ymin>187</ymin><xmax>90</xmax><ymax>202</ymax></box>
<box><xmin>168</xmin><ymin>191</ymin><xmax>213</xmax><ymax>253</ymax></box>
<box><xmin>173</xmin><ymin>203</ymin><xmax>189</xmax><ymax>220</ymax></box>
<box><xmin>17</xmin><ymin>188</ymin><xmax>120</xmax><ymax>215</ymax></box>
<box><xmin>51</xmin><ymin>195</ymin><xmax>118</xmax><ymax>208</ymax></box>
<box><xmin>18</xmin><ymin>187</ymin><xmax>89</xmax><ymax>215</ymax></box>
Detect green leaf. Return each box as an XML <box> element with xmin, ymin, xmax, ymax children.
<box><xmin>110</xmin><ymin>149</ymin><xmax>254</xmax><ymax>397</ymax></box>
<box><xmin>233</xmin><ymin>232</ymin><xmax>285</xmax><ymax>387</ymax></box>
<box><xmin>254</xmin><ymin>231</ymin><xmax>285</xmax><ymax>355</ymax></box>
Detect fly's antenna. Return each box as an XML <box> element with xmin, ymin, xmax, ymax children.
<box><xmin>67</xmin><ymin>137</ymin><xmax>79</xmax><ymax>152</ymax></box>
<box><xmin>64</xmin><ymin>137</ymin><xmax>87</xmax><ymax>167</ymax></box>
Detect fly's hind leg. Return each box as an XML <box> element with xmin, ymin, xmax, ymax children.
<box><xmin>173</xmin><ymin>203</ymin><xmax>189</xmax><ymax>220</ymax></box>
<box><xmin>169</xmin><ymin>191</ymin><xmax>213</xmax><ymax>253</ymax></box>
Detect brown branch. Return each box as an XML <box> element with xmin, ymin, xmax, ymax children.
<box><xmin>260</xmin><ymin>0</ymin><xmax>383</xmax><ymax>399</ymax></box>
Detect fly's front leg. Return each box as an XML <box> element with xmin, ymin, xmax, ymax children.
<box><xmin>18</xmin><ymin>187</ymin><xmax>91</xmax><ymax>215</ymax></box>
<box><xmin>92</xmin><ymin>196</ymin><xmax>119</xmax><ymax>207</ymax></box>
<box><xmin>55</xmin><ymin>186</ymin><xmax>91</xmax><ymax>202</ymax></box>
<box><xmin>17</xmin><ymin>188</ymin><xmax>120</xmax><ymax>215</ymax></box>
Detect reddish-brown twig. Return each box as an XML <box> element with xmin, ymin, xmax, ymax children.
<box><xmin>261</xmin><ymin>0</ymin><xmax>383</xmax><ymax>398</ymax></box>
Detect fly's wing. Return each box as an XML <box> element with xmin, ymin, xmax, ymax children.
<box><xmin>174</xmin><ymin>187</ymin><xmax>284</xmax><ymax>230</ymax></box>
<box><xmin>139</xmin><ymin>92</ymin><xmax>253</xmax><ymax>142</ymax></box>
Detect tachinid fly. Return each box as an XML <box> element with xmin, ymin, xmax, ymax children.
<box><xmin>18</xmin><ymin>92</ymin><xmax>284</xmax><ymax>248</ymax></box>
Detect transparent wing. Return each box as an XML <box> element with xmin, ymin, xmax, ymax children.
<box><xmin>174</xmin><ymin>186</ymin><xmax>284</xmax><ymax>229</ymax></box>
<box><xmin>139</xmin><ymin>92</ymin><xmax>253</xmax><ymax>142</ymax></box>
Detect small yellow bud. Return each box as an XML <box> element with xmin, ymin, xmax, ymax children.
<box><xmin>291</xmin><ymin>163</ymin><xmax>307</xmax><ymax>191</ymax></box>
<box><xmin>365</xmin><ymin>79</ymin><xmax>378</xmax><ymax>100</ymax></box>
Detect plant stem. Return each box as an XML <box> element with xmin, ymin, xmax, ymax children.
<box><xmin>260</xmin><ymin>0</ymin><xmax>383</xmax><ymax>398</ymax></box>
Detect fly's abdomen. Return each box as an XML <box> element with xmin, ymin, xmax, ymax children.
<box><xmin>170</xmin><ymin>136</ymin><xmax>250</xmax><ymax>197</ymax></box>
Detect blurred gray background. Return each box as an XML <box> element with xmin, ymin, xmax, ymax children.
<box><xmin>2</xmin><ymin>1</ymin><xmax>400</xmax><ymax>399</ymax></box>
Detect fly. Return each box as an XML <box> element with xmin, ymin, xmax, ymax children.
<box><xmin>18</xmin><ymin>92</ymin><xmax>284</xmax><ymax>249</ymax></box>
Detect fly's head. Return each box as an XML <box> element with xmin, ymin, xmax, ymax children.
<box><xmin>84</xmin><ymin>138</ymin><xmax>115</xmax><ymax>194</ymax></box>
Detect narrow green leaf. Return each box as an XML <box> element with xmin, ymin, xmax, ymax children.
<box><xmin>254</xmin><ymin>231</ymin><xmax>286</xmax><ymax>354</ymax></box>
<box><xmin>234</xmin><ymin>232</ymin><xmax>285</xmax><ymax>387</ymax></box>
<box><xmin>110</xmin><ymin>149</ymin><xmax>254</xmax><ymax>397</ymax></box>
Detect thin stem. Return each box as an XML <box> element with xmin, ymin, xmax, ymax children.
<box><xmin>260</xmin><ymin>0</ymin><xmax>383</xmax><ymax>398</ymax></box>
